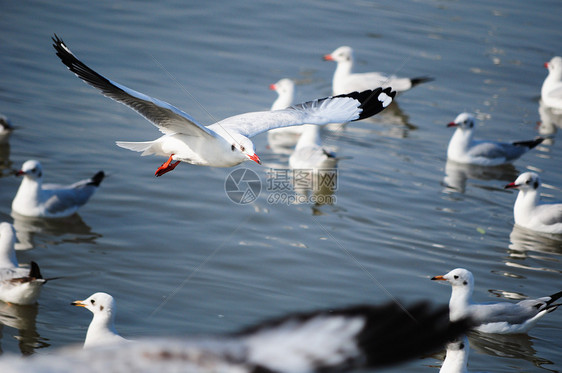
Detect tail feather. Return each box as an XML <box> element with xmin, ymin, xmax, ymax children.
<box><xmin>410</xmin><ymin>76</ymin><xmax>434</xmax><ymax>87</ymax></box>
<box><xmin>545</xmin><ymin>290</ymin><xmax>562</xmax><ymax>312</ymax></box>
<box><xmin>29</xmin><ymin>261</ymin><xmax>43</xmax><ymax>280</ymax></box>
<box><xmin>116</xmin><ymin>141</ymin><xmax>155</xmax><ymax>156</ymax></box>
<box><xmin>512</xmin><ymin>137</ymin><xmax>544</xmax><ymax>149</ymax></box>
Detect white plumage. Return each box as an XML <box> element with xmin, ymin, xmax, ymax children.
<box><xmin>541</xmin><ymin>56</ymin><xmax>562</xmax><ymax>111</ymax></box>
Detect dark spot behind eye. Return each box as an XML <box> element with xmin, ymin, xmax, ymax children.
<box><xmin>534</xmin><ymin>181</ymin><xmax>539</xmax><ymax>189</ymax></box>
<box><xmin>463</xmin><ymin>281</ymin><xmax>468</xmax><ymax>285</ymax></box>
<box><xmin>231</xmin><ymin>145</ymin><xmax>235</xmax><ymax>151</ymax></box>
<box><xmin>100</xmin><ymin>305</ymin><xmax>104</xmax><ymax>311</ymax></box>
<box><xmin>459</xmin><ymin>343</ymin><xmax>465</xmax><ymax>349</ymax></box>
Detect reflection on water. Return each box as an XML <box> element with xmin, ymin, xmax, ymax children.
<box><xmin>469</xmin><ymin>332</ymin><xmax>555</xmax><ymax>371</ymax></box>
<box><xmin>0</xmin><ymin>302</ymin><xmax>49</xmax><ymax>356</ymax></box>
<box><xmin>443</xmin><ymin>160</ymin><xmax>519</xmax><ymax>194</ymax></box>
<box><xmin>291</xmin><ymin>169</ymin><xmax>337</xmax><ymax>212</ymax></box>
<box><xmin>538</xmin><ymin>100</ymin><xmax>562</xmax><ymax>144</ymax></box>
<box><xmin>505</xmin><ymin>225</ymin><xmax>562</xmax><ymax>274</ymax></box>
<box><xmin>11</xmin><ymin>213</ymin><xmax>101</xmax><ymax>251</ymax></box>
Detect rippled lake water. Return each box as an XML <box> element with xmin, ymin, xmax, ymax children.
<box><xmin>0</xmin><ymin>1</ymin><xmax>561</xmax><ymax>371</ymax></box>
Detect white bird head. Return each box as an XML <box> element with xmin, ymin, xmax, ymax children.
<box><xmin>323</xmin><ymin>46</ymin><xmax>354</xmax><ymax>63</ymax></box>
<box><xmin>545</xmin><ymin>56</ymin><xmax>562</xmax><ymax>79</ymax></box>
<box><xmin>504</xmin><ymin>172</ymin><xmax>540</xmax><ymax>192</ymax></box>
<box><xmin>269</xmin><ymin>78</ymin><xmax>295</xmax><ymax>98</ymax></box>
<box><xmin>432</xmin><ymin>268</ymin><xmax>474</xmax><ymax>291</ymax></box>
<box><xmin>72</xmin><ymin>292</ymin><xmax>117</xmax><ymax>319</ymax></box>
<box><xmin>447</xmin><ymin>113</ymin><xmax>475</xmax><ymax>131</ymax></box>
<box><xmin>230</xmin><ymin>134</ymin><xmax>261</xmax><ymax>165</ymax></box>
<box><xmin>16</xmin><ymin>160</ymin><xmax>43</xmax><ymax>180</ymax></box>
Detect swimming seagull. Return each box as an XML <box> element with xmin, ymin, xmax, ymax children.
<box><xmin>53</xmin><ymin>35</ymin><xmax>395</xmax><ymax>177</ymax></box>
<box><xmin>323</xmin><ymin>46</ymin><xmax>433</xmax><ymax>96</ymax></box>
<box><xmin>541</xmin><ymin>56</ymin><xmax>562</xmax><ymax>111</ymax></box>
<box><xmin>504</xmin><ymin>172</ymin><xmax>562</xmax><ymax>234</ymax></box>
<box><xmin>12</xmin><ymin>160</ymin><xmax>105</xmax><ymax>218</ymax></box>
<box><xmin>0</xmin><ymin>114</ymin><xmax>14</xmax><ymax>143</ymax></box>
<box><xmin>72</xmin><ymin>292</ymin><xmax>128</xmax><ymax>349</ymax></box>
<box><xmin>0</xmin><ymin>301</ymin><xmax>470</xmax><ymax>372</ymax></box>
<box><xmin>289</xmin><ymin>124</ymin><xmax>338</xmax><ymax>169</ymax></box>
<box><xmin>446</xmin><ymin>113</ymin><xmax>544</xmax><ymax>166</ymax></box>
<box><xmin>267</xmin><ymin>78</ymin><xmax>306</xmax><ymax>148</ymax></box>
<box><xmin>432</xmin><ymin>268</ymin><xmax>562</xmax><ymax>334</ymax></box>
<box><xmin>0</xmin><ymin>222</ymin><xmax>46</xmax><ymax>305</ymax></box>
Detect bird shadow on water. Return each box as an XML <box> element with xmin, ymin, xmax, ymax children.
<box><xmin>11</xmin><ymin>213</ymin><xmax>102</xmax><ymax>251</ymax></box>
<box><xmin>0</xmin><ymin>302</ymin><xmax>49</xmax><ymax>356</ymax></box>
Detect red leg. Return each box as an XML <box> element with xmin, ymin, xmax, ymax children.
<box><xmin>155</xmin><ymin>155</ymin><xmax>181</xmax><ymax>177</ymax></box>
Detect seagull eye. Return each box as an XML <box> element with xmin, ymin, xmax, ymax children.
<box><xmin>453</xmin><ymin>275</ymin><xmax>459</xmax><ymax>279</ymax></box>
<box><xmin>240</xmin><ymin>146</ymin><xmax>245</xmax><ymax>152</ymax></box>
<box><xmin>91</xmin><ymin>299</ymin><xmax>95</xmax><ymax>305</ymax></box>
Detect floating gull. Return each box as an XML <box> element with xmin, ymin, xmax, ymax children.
<box><xmin>323</xmin><ymin>46</ymin><xmax>432</xmax><ymax>96</ymax></box>
<box><xmin>432</xmin><ymin>268</ymin><xmax>562</xmax><ymax>334</ymax></box>
<box><xmin>12</xmin><ymin>160</ymin><xmax>104</xmax><ymax>218</ymax></box>
<box><xmin>446</xmin><ymin>113</ymin><xmax>544</xmax><ymax>166</ymax></box>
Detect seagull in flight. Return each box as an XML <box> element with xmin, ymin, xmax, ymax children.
<box><xmin>53</xmin><ymin>35</ymin><xmax>395</xmax><ymax>177</ymax></box>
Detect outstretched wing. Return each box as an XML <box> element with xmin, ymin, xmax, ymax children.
<box><xmin>210</xmin><ymin>87</ymin><xmax>395</xmax><ymax>138</ymax></box>
<box><xmin>52</xmin><ymin>35</ymin><xmax>215</xmax><ymax>139</ymax></box>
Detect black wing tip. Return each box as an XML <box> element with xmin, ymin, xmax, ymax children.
<box><xmin>88</xmin><ymin>171</ymin><xmax>105</xmax><ymax>187</ymax></box>
<box><xmin>336</xmin><ymin>87</ymin><xmax>396</xmax><ymax>121</ymax></box>
<box><xmin>512</xmin><ymin>137</ymin><xmax>545</xmax><ymax>149</ymax></box>
<box><xmin>547</xmin><ymin>290</ymin><xmax>562</xmax><ymax>304</ymax></box>
<box><xmin>411</xmin><ymin>76</ymin><xmax>434</xmax><ymax>87</ymax></box>
<box><xmin>29</xmin><ymin>261</ymin><xmax>43</xmax><ymax>280</ymax></box>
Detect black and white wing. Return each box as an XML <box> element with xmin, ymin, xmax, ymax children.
<box><xmin>52</xmin><ymin>35</ymin><xmax>215</xmax><ymax>139</ymax></box>
<box><xmin>210</xmin><ymin>87</ymin><xmax>395</xmax><ymax>138</ymax></box>
<box><xmin>0</xmin><ymin>301</ymin><xmax>470</xmax><ymax>373</ymax></box>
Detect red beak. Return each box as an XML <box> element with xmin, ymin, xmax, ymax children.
<box><xmin>269</xmin><ymin>84</ymin><xmax>276</xmax><ymax>90</ymax></box>
<box><xmin>323</xmin><ymin>54</ymin><xmax>334</xmax><ymax>61</ymax></box>
<box><xmin>15</xmin><ymin>170</ymin><xmax>25</xmax><ymax>176</ymax></box>
<box><xmin>504</xmin><ymin>182</ymin><xmax>519</xmax><ymax>189</ymax></box>
<box><xmin>544</xmin><ymin>62</ymin><xmax>549</xmax><ymax>69</ymax></box>
<box><xmin>447</xmin><ymin>122</ymin><xmax>457</xmax><ymax>128</ymax></box>
<box><xmin>248</xmin><ymin>153</ymin><xmax>261</xmax><ymax>165</ymax></box>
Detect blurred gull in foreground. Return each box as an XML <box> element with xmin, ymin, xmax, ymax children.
<box><xmin>0</xmin><ymin>222</ymin><xmax>45</xmax><ymax>305</ymax></box>
<box><xmin>432</xmin><ymin>268</ymin><xmax>562</xmax><ymax>334</ymax></box>
<box><xmin>0</xmin><ymin>301</ymin><xmax>470</xmax><ymax>373</ymax></box>
<box><xmin>323</xmin><ymin>46</ymin><xmax>433</xmax><ymax>96</ymax></box>
<box><xmin>53</xmin><ymin>36</ymin><xmax>395</xmax><ymax>176</ymax></box>
<box><xmin>12</xmin><ymin>160</ymin><xmax>105</xmax><ymax>218</ymax></box>
<box><xmin>72</xmin><ymin>292</ymin><xmax>128</xmax><ymax>348</ymax></box>
<box><xmin>446</xmin><ymin>113</ymin><xmax>544</xmax><ymax>166</ymax></box>
<box><xmin>267</xmin><ymin>78</ymin><xmax>306</xmax><ymax>149</ymax></box>
<box><xmin>439</xmin><ymin>336</ymin><xmax>469</xmax><ymax>373</ymax></box>
<box><xmin>541</xmin><ymin>56</ymin><xmax>562</xmax><ymax>112</ymax></box>
<box><xmin>504</xmin><ymin>172</ymin><xmax>562</xmax><ymax>234</ymax></box>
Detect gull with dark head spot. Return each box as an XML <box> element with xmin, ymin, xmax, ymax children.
<box><xmin>53</xmin><ymin>36</ymin><xmax>395</xmax><ymax>177</ymax></box>
<box><xmin>505</xmin><ymin>172</ymin><xmax>562</xmax><ymax>234</ymax></box>
<box><xmin>446</xmin><ymin>113</ymin><xmax>544</xmax><ymax>166</ymax></box>
<box><xmin>432</xmin><ymin>268</ymin><xmax>562</xmax><ymax>334</ymax></box>
<box><xmin>12</xmin><ymin>160</ymin><xmax>104</xmax><ymax>218</ymax></box>
<box><xmin>72</xmin><ymin>292</ymin><xmax>128</xmax><ymax>349</ymax></box>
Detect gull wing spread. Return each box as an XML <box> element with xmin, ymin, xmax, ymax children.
<box><xmin>211</xmin><ymin>87</ymin><xmax>395</xmax><ymax>138</ymax></box>
<box><xmin>52</xmin><ymin>35</ymin><xmax>215</xmax><ymax>139</ymax></box>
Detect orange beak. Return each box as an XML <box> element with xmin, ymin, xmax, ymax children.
<box><xmin>248</xmin><ymin>153</ymin><xmax>261</xmax><ymax>165</ymax></box>
<box><xmin>431</xmin><ymin>275</ymin><xmax>446</xmax><ymax>281</ymax></box>
<box><xmin>323</xmin><ymin>54</ymin><xmax>334</xmax><ymax>61</ymax></box>
<box><xmin>71</xmin><ymin>300</ymin><xmax>87</xmax><ymax>307</ymax></box>
<box><xmin>269</xmin><ymin>84</ymin><xmax>276</xmax><ymax>90</ymax></box>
